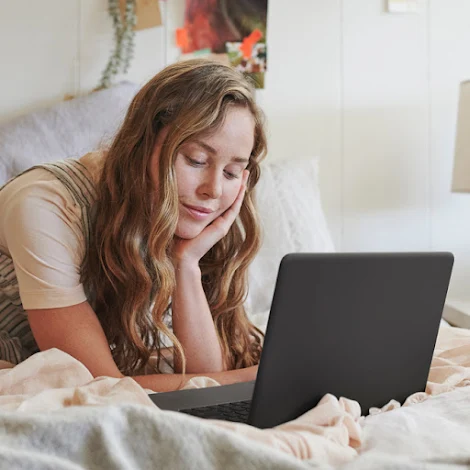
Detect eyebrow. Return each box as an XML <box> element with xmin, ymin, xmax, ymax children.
<box><xmin>193</xmin><ymin>140</ymin><xmax>249</xmax><ymax>164</ymax></box>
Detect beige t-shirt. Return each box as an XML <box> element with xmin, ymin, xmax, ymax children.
<box><xmin>0</xmin><ymin>152</ymin><xmax>103</xmax><ymax>310</ymax></box>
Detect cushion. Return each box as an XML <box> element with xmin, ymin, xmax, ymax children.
<box><xmin>246</xmin><ymin>157</ymin><xmax>335</xmax><ymax>329</ymax></box>
<box><xmin>0</xmin><ymin>82</ymin><xmax>139</xmax><ymax>186</ymax></box>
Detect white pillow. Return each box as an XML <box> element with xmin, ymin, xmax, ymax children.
<box><xmin>246</xmin><ymin>156</ymin><xmax>335</xmax><ymax>330</ymax></box>
<box><xmin>0</xmin><ymin>82</ymin><xmax>139</xmax><ymax>186</ymax></box>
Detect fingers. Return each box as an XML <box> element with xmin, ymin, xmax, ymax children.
<box><xmin>242</xmin><ymin>168</ymin><xmax>249</xmax><ymax>186</ymax></box>
<box><xmin>233</xmin><ymin>170</ymin><xmax>250</xmax><ymax>209</ymax></box>
<box><xmin>205</xmin><ymin>171</ymin><xmax>248</xmax><ymax>241</ymax></box>
<box><xmin>220</xmin><ymin>170</ymin><xmax>249</xmax><ymax>221</ymax></box>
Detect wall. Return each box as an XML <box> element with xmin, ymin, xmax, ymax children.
<box><xmin>1</xmin><ymin>0</ymin><xmax>470</xmax><ymax>300</ymax></box>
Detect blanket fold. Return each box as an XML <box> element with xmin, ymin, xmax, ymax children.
<box><xmin>0</xmin><ymin>325</ymin><xmax>469</xmax><ymax>469</ymax></box>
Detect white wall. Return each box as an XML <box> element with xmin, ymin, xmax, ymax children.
<box><xmin>1</xmin><ymin>0</ymin><xmax>470</xmax><ymax>300</ymax></box>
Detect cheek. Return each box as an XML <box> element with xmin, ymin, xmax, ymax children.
<box><xmin>220</xmin><ymin>183</ymin><xmax>241</xmax><ymax>211</ymax></box>
<box><xmin>175</xmin><ymin>165</ymin><xmax>197</xmax><ymax>197</ymax></box>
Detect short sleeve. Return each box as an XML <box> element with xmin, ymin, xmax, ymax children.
<box><xmin>2</xmin><ymin>172</ymin><xmax>88</xmax><ymax>309</ymax></box>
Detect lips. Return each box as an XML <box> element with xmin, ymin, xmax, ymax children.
<box><xmin>181</xmin><ymin>203</ymin><xmax>216</xmax><ymax>221</ymax></box>
<box><xmin>183</xmin><ymin>204</ymin><xmax>215</xmax><ymax>214</ymax></box>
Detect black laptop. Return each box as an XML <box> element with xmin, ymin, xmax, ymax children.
<box><xmin>150</xmin><ymin>252</ymin><xmax>454</xmax><ymax>428</ymax></box>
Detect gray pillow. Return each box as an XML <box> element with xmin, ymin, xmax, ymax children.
<box><xmin>0</xmin><ymin>81</ymin><xmax>140</xmax><ymax>185</ymax></box>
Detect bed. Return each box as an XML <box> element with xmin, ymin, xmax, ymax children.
<box><xmin>0</xmin><ymin>84</ymin><xmax>469</xmax><ymax>470</ymax></box>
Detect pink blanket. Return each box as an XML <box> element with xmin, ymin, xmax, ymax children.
<box><xmin>0</xmin><ymin>325</ymin><xmax>469</xmax><ymax>467</ymax></box>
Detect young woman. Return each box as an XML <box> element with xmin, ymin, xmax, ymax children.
<box><xmin>0</xmin><ymin>59</ymin><xmax>267</xmax><ymax>392</ymax></box>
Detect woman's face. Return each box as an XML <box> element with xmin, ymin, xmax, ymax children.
<box><xmin>152</xmin><ymin>106</ymin><xmax>255</xmax><ymax>239</ymax></box>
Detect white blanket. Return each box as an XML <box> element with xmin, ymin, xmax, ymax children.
<box><xmin>0</xmin><ymin>404</ymin><xmax>316</xmax><ymax>470</ymax></box>
<box><xmin>0</xmin><ymin>326</ymin><xmax>469</xmax><ymax>469</ymax></box>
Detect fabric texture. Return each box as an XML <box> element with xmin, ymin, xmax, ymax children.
<box><xmin>0</xmin><ymin>325</ymin><xmax>469</xmax><ymax>469</ymax></box>
<box><xmin>0</xmin><ymin>154</ymin><xmax>101</xmax><ymax>308</ymax></box>
<box><xmin>0</xmin><ymin>158</ymin><xmax>96</xmax><ymax>364</ymax></box>
<box><xmin>0</xmin><ymin>82</ymin><xmax>139</xmax><ymax>186</ymax></box>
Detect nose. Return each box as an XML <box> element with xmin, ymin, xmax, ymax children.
<box><xmin>200</xmin><ymin>171</ymin><xmax>223</xmax><ymax>199</ymax></box>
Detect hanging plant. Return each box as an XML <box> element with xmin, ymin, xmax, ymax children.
<box><xmin>97</xmin><ymin>0</ymin><xmax>137</xmax><ymax>90</ymax></box>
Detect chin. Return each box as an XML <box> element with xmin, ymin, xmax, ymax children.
<box><xmin>174</xmin><ymin>224</ymin><xmax>204</xmax><ymax>240</ymax></box>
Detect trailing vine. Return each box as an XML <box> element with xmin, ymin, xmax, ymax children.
<box><xmin>97</xmin><ymin>0</ymin><xmax>137</xmax><ymax>90</ymax></box>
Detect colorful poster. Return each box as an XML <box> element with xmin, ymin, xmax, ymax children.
<box><xmin>177</xmin><ymin>0</ymin><xmax>268</xmax><ymax>88</ymax></box>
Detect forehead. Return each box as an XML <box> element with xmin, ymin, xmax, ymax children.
<box><xmin>192</xmin><ymin>107</ymin><xmax>255</xmax><ymax>158</ymax></box>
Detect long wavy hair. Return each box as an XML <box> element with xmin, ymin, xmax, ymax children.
<box><xmin>81</xmin><ymin>59</ymin><xmax>268</xmax><ymax>376</ymax></box>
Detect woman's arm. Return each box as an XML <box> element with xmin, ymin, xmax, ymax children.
<box><xmin>27</xmin><ymin>301</ymin><xmax>123</xmax><ymax>378</ymax></box>
<box><xmin>170</xmin><ymin>170</ymin><xmax>250</xmax><ymax>374</ymax></box>
<box><xmin>27</xmin><ymin>302</ymin><xmax>257</xmax><ymax>392</ymax></box>
<box><xmin>132</xmin><ymin>365</ymin><xmax>257</xmax><ymax>393</ymax></box>
<box><xmin>171</xmin><ymin>260</ymin><xmax>225</xmax><ymax>374</ymax></box>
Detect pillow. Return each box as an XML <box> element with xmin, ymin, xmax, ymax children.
<box><xmin>246</xmin><ymin>157</ymin><xmax>335</xmax><ymax>330</ymax></box>
<box><xmin>0</xmin><ymin>81</ymin><xmax>139</xmax><ymax>186</ymax></box>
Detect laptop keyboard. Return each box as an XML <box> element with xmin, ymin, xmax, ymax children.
<box><xmin>180</xmin><ymin>399</ymin><xmax>251</xmax><ymax>423</ymax></box>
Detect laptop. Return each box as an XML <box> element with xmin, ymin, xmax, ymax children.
<box><xmin>150</xmin><ymin>252</ymin><xmax>454</xmax><ymax>428</ymax></box>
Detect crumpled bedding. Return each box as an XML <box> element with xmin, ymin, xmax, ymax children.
<box><xmin>0</xmin><ymin>325</ymin><xmax>469</xmax><ymax>470</ymax></box>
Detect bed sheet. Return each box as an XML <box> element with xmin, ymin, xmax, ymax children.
<box><xmin>0</xmin><ymin>325</ymin><xmax>469</xmax><ymax>469</ymax></box>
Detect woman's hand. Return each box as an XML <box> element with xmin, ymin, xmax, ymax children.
<box><xmin>132</xmin><ymin>364</ymin><xmax>260</xmax><ymax>392</ymax></box>
<box><xmin>217</xmin><ymin>364</ymin><xmax>259</xmax><ymax>385</ymax></box>
<box><xmin>173</xmin><ymin>170</ymin><xmax>249</xmax><ymax>267</ymax></box>
<box><xmin>237</xmin><ymin>364</ymin><xmax>259</xmax><ymax>383</ymax></box>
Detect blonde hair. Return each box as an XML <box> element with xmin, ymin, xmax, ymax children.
<box><xmin>81</xmin><ymin>59</ymin><xmax>267</xmax><ymax>376</ymax></box>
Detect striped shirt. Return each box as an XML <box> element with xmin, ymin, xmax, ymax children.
<box><xmin>0</xmin><ymin>158</ymin><xmax>96</xmax><ymax>364</ymax></box>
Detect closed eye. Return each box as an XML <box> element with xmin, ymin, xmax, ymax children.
<box><xmin>186</xmin><ymin>156</ymin><xmax>205</xmax><ymax>167</ymax></box>
<box><xmin>185</xmin><ymin>155</ymin><xmax>240</xmax><ymax>179</ymax></box>
<box><xmin>224</xmin><ymin>171</ymin><xmax>239</xmax><ymax>180</ymax></box>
